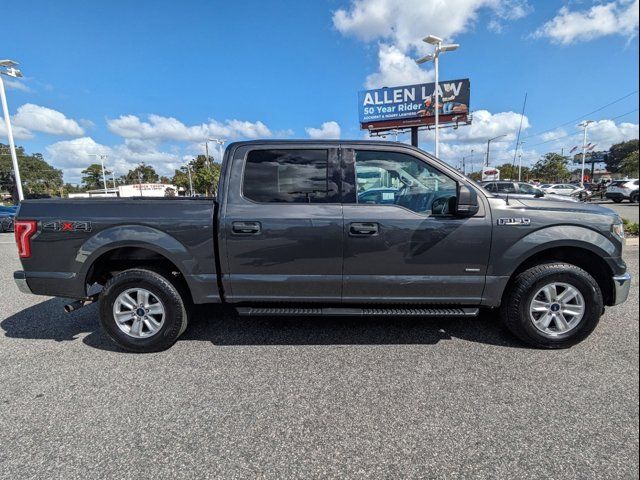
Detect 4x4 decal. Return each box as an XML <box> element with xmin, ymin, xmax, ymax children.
<box><xmin>42</xmin><ymin>221</ymin><xmax>92</xmax><ymax>232</ymax></box>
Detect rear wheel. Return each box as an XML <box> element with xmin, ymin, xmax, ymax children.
<box><xmin>630</xmin><ymin>191</ymin><xmax>638</xmax><ymax>203</ymax></box>
<box><xmin>99</xmin><ymin>269</ymin><xmax>188</xmax><ymax>352</ymax></box>
<box><xmin>501</xmin><ymin>263</ymin><xmax>603</xmax><ymax>348</ymax></box>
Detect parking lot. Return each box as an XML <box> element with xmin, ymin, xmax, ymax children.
<box><xmin>0</xmin><ymin>232</ymin><xmax>638</xmax><ymax>479</ymax></box>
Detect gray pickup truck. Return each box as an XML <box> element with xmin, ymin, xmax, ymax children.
<box><xmin>13</xmin><ymin>140</ymin><xmax>631</xmax><ymax>352</ymax></box>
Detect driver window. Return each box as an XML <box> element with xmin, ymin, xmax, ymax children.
<box><xmin>354</xmin><ymin>150</ymin><xmax>457</xmax><ymax>215</ymax></box>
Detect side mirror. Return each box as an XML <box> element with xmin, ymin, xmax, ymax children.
<box><xmin>456</xmin><ymin>184</ymin><xmax>480</xmax><ymax>217</ymax></box>
<box><xmin>534</xmin><ymin>190</ymin><xmax>545</xmax><ymax>198</ymax></box>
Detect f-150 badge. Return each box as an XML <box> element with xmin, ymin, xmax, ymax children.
<box><xmin>42</xmin><ymin>221</ymin><xmax>92</xmax><ymax>232</ymax></box>
<box><xmin>497</xmin><ymin>218</ymin><xmax>531</xmax><ymax>226</ymax></box>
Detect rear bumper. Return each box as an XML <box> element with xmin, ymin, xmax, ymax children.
<box><xmin>13</xmin><ymin>270</ymin><xmax>84</xmax><ymax>298</ymax></box>
<box><xmin>612</xmin><ymin>272</ymin><xmax>632</xmax><ymax>306</ymax></box>
<box><xmin>13</xmin><ymin>271</ymin><xmax>33</xmax><ymax>294</ymax></box>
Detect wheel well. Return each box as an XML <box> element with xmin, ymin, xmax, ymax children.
<box><xmin>505</xmin><ymin>246</ymin><xmax>614</xmax><ymax>306</ymax></box>
<box><xmin>86</xmin><ymin>247</ymin><xmax>192</xmax><ymax>303</ymax></box>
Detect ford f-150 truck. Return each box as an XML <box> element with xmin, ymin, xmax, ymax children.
<box><xmin>13</xmin><ymin>140</ymin><xmax>631</xmax><ymax>352</ymax></box>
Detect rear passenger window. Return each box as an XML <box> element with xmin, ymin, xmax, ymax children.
<box><xmin>243</xmin><ymin>149</ymin><xmax>336</xmax><ymax>203</ymax></box>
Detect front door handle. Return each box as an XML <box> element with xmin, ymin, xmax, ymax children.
<box><xmin>349</xmin><ymin>222</ymin><xmax>379</xmax><ymax>236</ymax></box>
<box><xmin>232</xmin><ymin>221</ymin><xmax>261</xmax><ymax>235</ymax></box>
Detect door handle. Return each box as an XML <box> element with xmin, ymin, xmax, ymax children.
<box><xmin>232</xmin><ymin>221</ymin><xmax>261</xmax><ymax>235</ymax></box>
<box><xmin>349</xmin><ymin>222</ymin><xmax>379</xmax><ymax>236</ymax></box>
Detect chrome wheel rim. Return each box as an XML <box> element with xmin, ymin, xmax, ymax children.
<box><xmin>529</xmin><ymin>282</ymin><xmax>585</xmax><ymax>337</ymax></box>
<box><xmin>113</xmin><ymin>288</ymin><xmax>165</xmax><ymax>338</ymax></box>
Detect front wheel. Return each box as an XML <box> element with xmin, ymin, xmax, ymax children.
<box><xmin>99</xmin><ymin>269</ymin><xmax>188</xmax><ymax>352</ymax></box>
<box><xmin>501</xmin><ymin>263</ymin><xmax>603</xmax><ymax>348</ymax></box>
<box><xmin>630</xmin><ymin>191</ymin><xmax>638</xmax><ymax>203</ymax></box>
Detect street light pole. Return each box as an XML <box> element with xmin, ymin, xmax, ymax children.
<box><xmin>578</xmin><ymin>120</ymin><xmax>594</xmax><ymax>188</ymax></box>
<box><xmin>415</xmin><ymin>36</ymin><xmax>459</xmax><ymax>158</ymax></box>
<box><xmin>485</xmin><ymin>134</ymin><xmax>507</xmax><ymax>167</ymax></box>
<box><xmin>88</xmin><ymin>154</ymin><xmax>109</xmax><ymax>195</ymax></box>
<box><xmin>517</xmin><ymin>141</ymin><xmax>526</xmax><ymax>181</ymax></box>
<box><xmin>0</xmin><ymin>60</ymin><xmax>25</xmax><ymax>201</ymax></box>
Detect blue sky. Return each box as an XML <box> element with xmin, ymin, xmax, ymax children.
<box><xmin>2</xmin><ymin>0</ymin><xmax>638</xmax><ymax>182</ymax></box>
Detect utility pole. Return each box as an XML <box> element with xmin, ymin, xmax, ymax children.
<box><xmin>186</xmin><ymin>164</ymin><xmax>194</xmax><ymax>196</ymax></box>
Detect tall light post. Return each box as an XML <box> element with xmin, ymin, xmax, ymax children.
<box><xmin>88</xmin><ymin>153</ymin><xmax>109</xmax><ymax>195</ymax></box>
<box><xmin>485</xmin><ymin>134</ymin><xmax>507</xmax><ymax>167</ymax></box>
<box><xmin>207</xmin><ymin>138</ymin><xmax>226</xmax><ymax>163</ymax></box>
<box><xmin>516</xmin><ymin>141</ymin><xmax>526</xmax><ymax>181</ymax></box>
<box><xmin>578</xmin><ymin>120</ymin><xmax>594</xmax><ymax>188</ymax></box>
<box><xmin>415</xmin><ymin>35</ymin><xmax>459</xmax><ymax>157</ymax></box>
<box><xmin>185</xmin><ymin>163</ymin><xmax>194</xmax><ymax>196</ymax></box>
<box><xmin>0</xmin><ymin>60</ymin><xmax>25</xmax><ymax>201</ymax></box>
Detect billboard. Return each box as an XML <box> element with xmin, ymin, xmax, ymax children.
<box><xmin>358</xmin><ymin>79</ymin><xmax>470</xmax><ymax>129</ymax></box>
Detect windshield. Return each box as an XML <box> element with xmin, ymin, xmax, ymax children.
<box><xmin>516</xmin><ymin>183</ymin><xmax>540</xmax><ymax>194</ymax></box>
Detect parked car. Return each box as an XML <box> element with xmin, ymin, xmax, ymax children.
<box><xmin>480</xmin><ymin>181</ymin><xmax>577</xmax><ymax>202</ymax></box>
<box><xmin>13</xmin><ymin>140</ymin><xmax>631</xmax><ymax>352</ymax></box>
<box><xmin>0</xmin><ymin>205</ymin><xmax>17</xmax><ymax>232</ymax></box>
<box><xmin>542</xmin><ymin>183</ymin><xmax>591</xmax><ymax>200</ymax></box>
<box><xmin>605</xmin><ymin>179</ymin><xmax>639</xmax><ymax>203</ymax></box>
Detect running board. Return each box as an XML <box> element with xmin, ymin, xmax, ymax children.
<box><xmin>236</xmin><ymin>307</ymin><xmax>479</xmax><ymax>317</ymax></box>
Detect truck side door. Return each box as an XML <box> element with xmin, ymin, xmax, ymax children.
<box><xmin>341</xmin><ymin>147</ymin><xmax>492</xmax><ymax>304</ymax></box>
<box><xmin>220</xmin><ymin>145</ymin><xmax>343</xmax><ymax>302</ymax></box>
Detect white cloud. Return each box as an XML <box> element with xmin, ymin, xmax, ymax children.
<box><xmin>3</xmin><ymin>78</ymin><xmax>31</xmax><ymax>92</ymax></box>
<box><xmin>46</xmin><ymin>136</ymin><xmax>182</xmax><ymax>183</ymax></box>
<box><xmin>305</xmin><ymin>121</ymin><xmax>342</xmax><ymax>139</ymax></box>
<box><xmin>334</xmin><ymin>0</ymin><xmax>530</xmax><ymax>52</ymax></box>
<box><xmin>437</xmin><ymin>109</ymin><xmax>530</xmax><ymax>144</ymax></box>
<box><xmin>0</xmin><ymin>103</ymin><xmax>84</xmax><ymax>140</ymax></box>
<box><xmin>0</xmin><ymin>117</ymin><xmax>33</xmax><ymax>140</ymax></box>
<box><xmin>533</xmin><ymin>0</ymin><xmax>639</xmax><ymax>44</ymax></box>
<box><xmin>365</xmin><ymin>44</ymin><xmax>434</xmax><ymax>89</ymax></box>
<box><xmin>334</xmin><ymin>0</ymin><xmax>530</xmax><ymax>88</ymax></box>
<box><xmin>13</xmin><ymin>103</ymin><xmax>84</xmax><ymax>136</ymax></box>
<box><xmin>107</xmin><ymin>114</ymin><xmax>273</xmax><ymax>142</ymax></box>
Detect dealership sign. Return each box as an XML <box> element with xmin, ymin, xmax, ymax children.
<box><xmin>481</xmin><ymin>167</ymin><xmax>500</xmax><ymax>182</ymax></box>
<box><xmin>358</xmin><ymin>79</ymin><xmax>470</xmax><ymax>128</ymax></box>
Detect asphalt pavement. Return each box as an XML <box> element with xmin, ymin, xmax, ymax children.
<box><xmin>0</xmin><ymin>233</ymin><xmax>638</xmax><ymax>479</ymax></box>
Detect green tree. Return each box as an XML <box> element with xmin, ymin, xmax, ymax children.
<box><xmin>531</xmin><ymin>153</ymin><xmax>570</xmax><ymax>183</ymax></box>
<box><xmin>1</xmin><ymin>144</ymin><xmax>63</xmax><ymax>200</ymax></box>
<box><xmin>81</xmin><ymin>163</ymin><xmax>112</xmax><ymax>190</ymax></box>
<box><xmin>121</xmin><ymin>163</ymin><xmax>159</xmax><ymax>184</ymax></box>
<box><xmin>620</xmin><ymin>150</ymin><xmax>639</xmax><ymax>178</ymax></box>
<box><xmin>606</xmin><ymin>139</ymin><xmax>638</xmax><ymax>173</ymax></box>
<box><xmin>172</xmin><ymin>155</ymin><xmax>221</xmax><ymax>196</ymax></box>
<box><xmin>496</xmin><ymin>163</ymin><xmax>531</xmax><ymax>181</ymax></box>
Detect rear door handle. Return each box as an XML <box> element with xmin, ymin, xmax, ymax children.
<box><xmin>232</xmin><ymin>221</ymin><xmax>261</xmax><ymax>235</ymax></box>
<box><xmin>349</xmin><ymin>222</ymin><xmax>379</xmax><ymax>236</ymax></box>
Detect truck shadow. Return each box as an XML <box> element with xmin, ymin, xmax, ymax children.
<box><xmin>1</xmin><ymin>299</ymin><xmax>526</xmax><ymax>352</ymax></box>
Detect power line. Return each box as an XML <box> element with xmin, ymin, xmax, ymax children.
<box><xmin>525</xmin><ymin>108</ymin><xmax>639</xmax><ymax>149</ymax></box>
<box><xmin>522</xmin><ymin>90</ymin><xmax>638</xmax><ymax>141</ymax></box>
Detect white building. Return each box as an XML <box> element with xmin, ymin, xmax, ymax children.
<box><xmin>68</xmin><ymin>183</ymin><xmax>177</xmax><ymax>199</ymax></box>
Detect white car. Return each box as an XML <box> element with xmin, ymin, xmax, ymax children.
<box><xmin>542</xmin><ymin>183</ymin><xmax>587</xmax><ymax>197</ymax></box>
<box><xmin>606</xmin><ymin>179</ymin><xmax>639</xmax><ymax>203</ymax></box>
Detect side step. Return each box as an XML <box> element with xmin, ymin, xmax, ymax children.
<box><xmin>236</xmin><ymin>307</ymin><xmax>479</xmax><ymax>317</ymax></box>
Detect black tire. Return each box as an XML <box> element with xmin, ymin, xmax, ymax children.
<box><xmin>612</xmin><ymin>198</ymin><xmax>623</xmax><ymax>203</ymax></box>
<box><xmin>99</xmin><ymin>269</ymin><xmax>188</xmax><ymax>352</ymax></box>
<box><xmin>630</xmin><ymin>192</ymin><xmax>638</xmax><ymax>203</ymax></box>
<box><xmin>500</xmin><ymin>263</ymin><xmax>603</xmax><ymax>349</ymax></box>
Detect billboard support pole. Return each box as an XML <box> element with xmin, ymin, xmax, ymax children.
<box><xmin>410</xmin><ymin>127</ymin><xmax>419</xmax><ymax>147</ymax></box>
